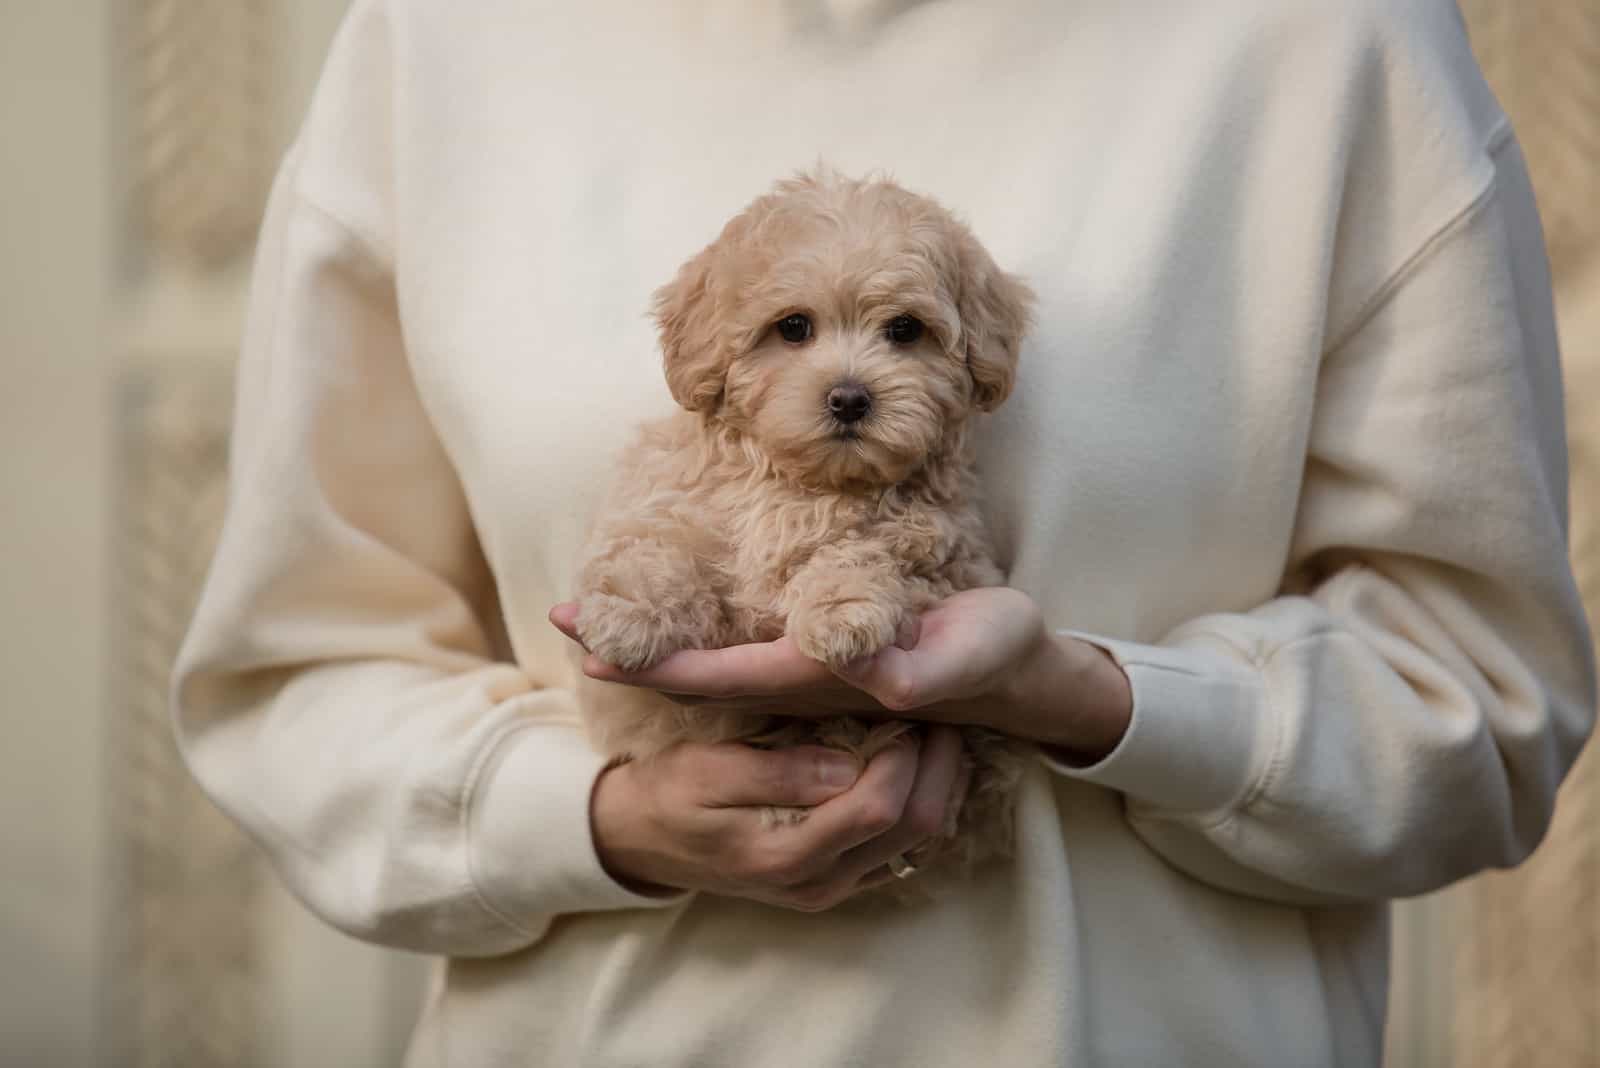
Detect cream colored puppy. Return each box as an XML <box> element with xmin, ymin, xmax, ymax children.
<box><xmin>576</xmin><ymin>171</ymin><xmax>1034</xmax><ymax>878</ymax></box>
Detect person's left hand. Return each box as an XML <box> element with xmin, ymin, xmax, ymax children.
<box><xmin>549</xmin><ymin>587</ymin><xmax>1132</xmax><ymax>760</ymax></box>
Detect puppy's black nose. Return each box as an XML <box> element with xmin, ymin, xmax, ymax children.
<box><xmin>827</xmin><ymin>383</ymin><xmax>872</xmax><ymax>424</ymax></box>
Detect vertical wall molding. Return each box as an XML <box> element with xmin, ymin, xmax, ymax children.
<box><xmin>1431</xmin><ymin>6</ymin><xmax>1600</xmax><ymax>1067</ymax></box>
<box><xmin>103</xmin><ymin>4</ymin><xmax>422</xmax><ymax>1065</ymax></box>
<box><xmin>129</xmin><ymin>0</ymin><xmax>275</xmax><ymax>268</ymax></box>
<box><xmin>1461</xmin><ymin>0</ymin><xmax>1600</xmax><ymax>278</ymax></box>
<box><xmin>102</xmin><ymin>371</ymin><xmax>263</xmax><ymax>1068</ymax></box>
<box><xmin>104</xmin><ymin>4</ymin><xmax>277</xmax><ymax>1065</ymax></box>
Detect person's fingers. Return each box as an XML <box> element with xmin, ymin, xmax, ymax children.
<box><xmin>691</xmin><ymin>738</ymin><xmax>916</xmax><ymax>899</ymax></box>
<box><xmin>548</xmin><ymin>602</ymin><xmax>586</xmax><ymax>649</ymax></box>
<box><xmin>773</xmin><ymin>734</ymin><xmax>922</xmax><ymax>860</ymax></box>
<box><xmin>834</xmin><ymin>640</ymin><xmax>982</xmax><ymax>716</ymax></box>
<box><xmin>583</xmin><ymin>636</ymin><xmax>881</xmax><ymax>714</ymax></box>
<box><xmin>719</xmin><ymin>735</ymin><xmax>922</xmax><ymax>905</ymax></box>
<box><xmin>686</xmin><ymin>743</ymin><xmax>863</xmax><ymax>809</ymax></box>
<box><xmin>833</xmin><ymin>644</ymin><xmax>904</xmax><ymax>709</ymax></box>
<box><xmin>583</xmin><ymin>635</ymin><xmax>832</xmax><ymax>695</ymax></box>
<box><xmin>833</xmin><ymin>725</ymin><xmax>964</xmax><ymax>882</ymax></box>
<box><xmin>854</xmin><ymin>757</ymin><xmax>971</xmax><ymax>887</ymax></box>
<box><xmin>835</xmin><ymin>589</ymin><xmax>1044</xmax><ymax>712</ymax></box>
<box><xmin>763</xmin><ymin>728</ymin><xmax>964</xmax><ymax>910</ymax></box>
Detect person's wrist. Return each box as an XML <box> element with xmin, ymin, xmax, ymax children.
<box><xmin>990</xmin><ymin>622</ymin><xmax>1043</xmax><ymax>724</ymax></box>
<box><xmin>589</xmin><ymin>761</ymin><xmax>677</xmax><ymax>896</ymax></box>
<box><xmin>1002</xmin><ymin>632</ymin><xmax>1131</xmax><ymax>761</ymax></box>
<box><xmin>1067</xmin><ymin>636</ymin><xmax>1133</xmax><ymax>761</ymax></box>
<box><xmin>993</xmin><ymin>623</ymin><xmax>1067</xmax><ymax>743</ymax></box>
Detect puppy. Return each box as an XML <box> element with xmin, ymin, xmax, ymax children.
<box><xmin>575</xmin><ymin>171</ymin><xmax>1034</xmax><ymax>885</ymax></box>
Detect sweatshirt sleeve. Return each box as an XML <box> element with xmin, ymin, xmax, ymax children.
<box><xmin>1044</xmin><ymin>134</ymin><xmax>1597</xmax><ymax>906</ymax></box>
<box><xmin>171</xmin><ymin>0</ymin><xmax>682</xmax><ymax>958</ymax></box>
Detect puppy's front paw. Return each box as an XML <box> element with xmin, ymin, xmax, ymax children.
<box><xmin>575</xmin><ymin>593</ymin><xmax>688</xmax><ymax>672</ymax></box>
<box><xmin>788</xmin><ymin>596</ymin><xmax>901</xmax><ymax>671</ymax></box>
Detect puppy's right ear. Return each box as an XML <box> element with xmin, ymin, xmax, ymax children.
<box><xmin>653</xmin><ymin>247</ymin><xmax>727</xmax><ymax>413</ymax></box>
<box><xmin>956</xmin><ymin>232</ymin><xmax>1035</xmax><ymax>413</ymax></box>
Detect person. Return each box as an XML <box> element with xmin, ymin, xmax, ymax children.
<box><xmin>172</xmin><ymin>0</ymin><xmax>1597</xmax><ymax>1063</ymax></box>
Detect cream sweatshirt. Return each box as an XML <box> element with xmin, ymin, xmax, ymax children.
<box><xmin>173</xmin><ymin>0</ymin><xmax>1597</xmax><ymax>1064</ymax></box>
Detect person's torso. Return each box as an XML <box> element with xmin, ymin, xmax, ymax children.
<box><xmin>316</xmin><ymin>0</ymin><xmax>1504</xmax><ymax>1062</ymax></box>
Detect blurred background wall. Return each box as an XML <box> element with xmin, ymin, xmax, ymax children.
<box><xmin>2</xmin><ymin>4</ymin><xmax>426</xmax><ymax>1066</ymax></box>
<box><xmin>0</xmin><ymin>2</ymin><xmax>1594</xmax><ymax>1065</ymax></box>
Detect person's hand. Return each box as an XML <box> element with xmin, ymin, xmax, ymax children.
<box><xmin>590</xmin><ymin>727</ymin><xmax>969</xmax><ymax>910</ymax></box>
<box><xmin>551</xmin><ymin>588</ymin><xmax>1132</xmax><ymax>760</ymax></box>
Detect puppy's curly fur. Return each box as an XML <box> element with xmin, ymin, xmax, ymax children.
<box><xmin>575</xmin><ymin>171</ymin><xmax>1035</xmax><ymax>887</ymax></box>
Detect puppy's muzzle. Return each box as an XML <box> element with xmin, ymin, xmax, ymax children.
<box><xmin>826</xmin><ymin>382</ymin><xmax>872</xmax><ymax>425</ymax></box>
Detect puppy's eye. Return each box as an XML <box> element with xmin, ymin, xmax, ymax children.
<box><xmin>886</xmin><ymin>315</ymin><xmax>925</xmax><ymax>346</ymax></box>
<box><xmin>776</xmin><ymin>314</ymin><xmax>813</xmax><ymax>344</ymax></box>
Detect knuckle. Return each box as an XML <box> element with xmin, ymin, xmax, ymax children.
<box><xmin>770</xmin><ymin>859</ymin><xmax>816</xmax><ymax>888</ymax></box>
<box><xmin>742</xmin><ymin>843</ymin><xmax>814</xmax><ymax>887</ymax></box>
<box><xmin>856</xmin><ymin>797</ymin><xmax>903</xmax><ymax>835</ymax></box>
<box><xmin>879</xmin><ymin>678</ymin><xmax>920</xmax><ymax>712</ymax></box>
<box><xmin>727</xmin><ymin>841</ymin><xmax>771</xmax><ymax>881</ymax></box>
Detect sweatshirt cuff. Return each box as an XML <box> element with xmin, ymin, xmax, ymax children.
<box><xmin>1039</xmin><ymin>633</ymin><xmax>1271</xmax><ymax>817</ymax></box>
<box><xmin>468</xmin><ymin>720</ymin><xmax>688</xmax><ymax>933</ymax></box>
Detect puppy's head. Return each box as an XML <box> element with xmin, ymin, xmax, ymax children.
<box><xmin>654</xmin><ymin>171</ymin><xmax>1034</xmax><ymax>487</ymax></box>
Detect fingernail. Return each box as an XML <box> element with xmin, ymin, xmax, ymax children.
<box><xmin>818</xmin><ymin>754</ymin><xmax>860</xmax><ymax>787</ymax></box>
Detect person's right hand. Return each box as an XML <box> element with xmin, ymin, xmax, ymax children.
<box><xmin>590</xmin><ymin>726</ymin><xmax>967</xmax><ymax>912</ymax></box>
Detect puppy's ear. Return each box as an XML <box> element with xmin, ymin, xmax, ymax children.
<box><xmin>956</xmin><ymin>232</ymin><xmax>1035</xmax><ymax>412</ymax></box>
<box><xmin>654</xmin><ymin>246</ymin><xmax>728</xmax><ymax>413</ymax></box>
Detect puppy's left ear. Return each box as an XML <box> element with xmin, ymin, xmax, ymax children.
<box><xmin>957</xmin><ymin>233</ymin><xmax>1035</xmax><ymax>412</ymax></box>
<box><xmin>653</xmin><ymin>245</ymin><xmax>729</xmax><ymax>413</ymax></box>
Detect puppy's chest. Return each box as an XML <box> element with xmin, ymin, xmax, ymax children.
<box><xmin>709</xmin><ymin>490</ymin><xmax>963</xmax><ymax>623</ymax></box>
